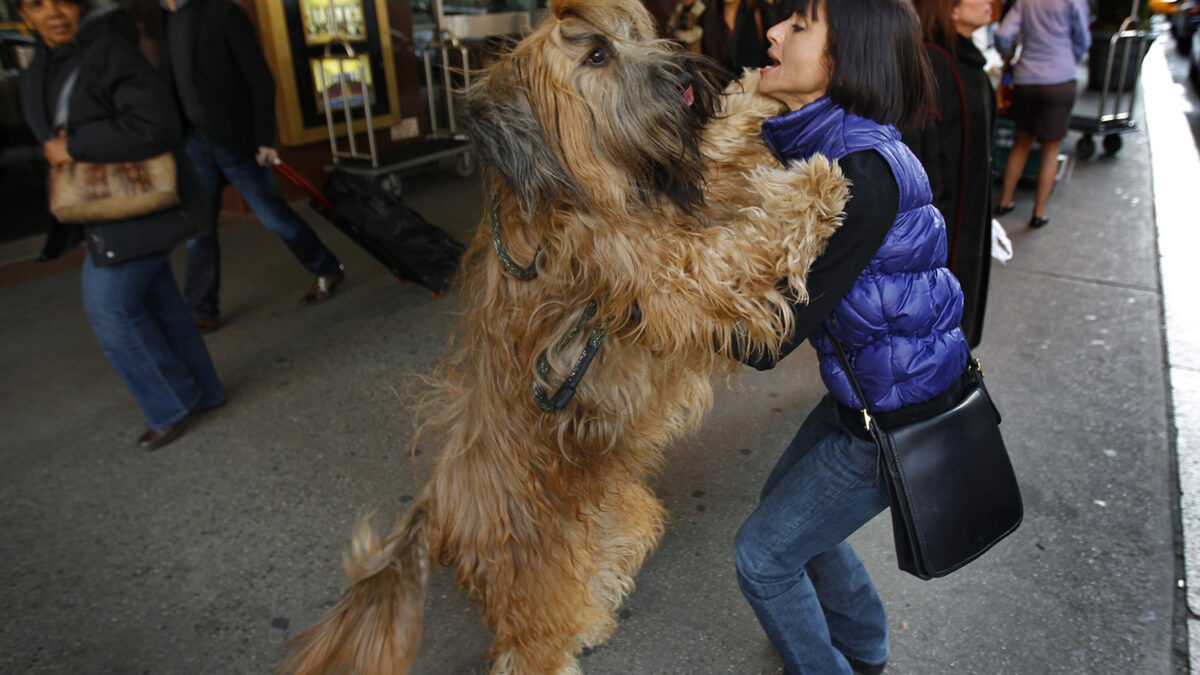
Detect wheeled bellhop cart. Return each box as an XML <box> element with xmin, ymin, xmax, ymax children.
<box><xmin>317</xmin><ymin>0</ymin><xmax>476</xmax><ymax>194</ymax></box>
<box><xmin>1068</xmin><ymin>2</ymin><xmax>1150</xmax><ymax>159</ymax></box>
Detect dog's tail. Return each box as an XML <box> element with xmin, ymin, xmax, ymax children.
<box><xmin>278</xmin><ymin>506</ymin><xmax>431</xmax><ymax>675</ymax></box>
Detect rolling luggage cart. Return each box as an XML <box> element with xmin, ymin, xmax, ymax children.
<box><xmin>317</xmin><ymin>0</ymin><xmax>476</xmax><ymax>196</ymax></box>
<box><xmin>1069</xmin><ymin>12</ymin><xmax>1150</xmax><ymax>158</ymax></box>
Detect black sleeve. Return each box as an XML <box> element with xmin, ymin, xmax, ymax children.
<box><xmin>224</xmin><ymin>4</ymin><xmax>277</xmax><ymax>148</ymax></box>
<box><xmin>66</xmin><ymin>33</ymin><xmax>182</xmax><ymax>163</ymax></box>
<box><xmin>740</xmin><ymin>149</ymin><xmax>899</xmax><ymax>370</ymax></box>
<box><xmin>902</xmin><ymin>50</ymin><xmax>959</xmax><ymax>223</ymax></box>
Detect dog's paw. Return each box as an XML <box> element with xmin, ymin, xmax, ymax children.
<box><xmin>747</xmin><ymin>155</ymin><xmax>848</xmax><ymax>285</ymax></box>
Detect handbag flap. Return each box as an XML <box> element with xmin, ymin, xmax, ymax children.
<box><xmin>885</xmin><ymin>386</ymin><xmax>1023</xmax><ymax>577</ymax></box>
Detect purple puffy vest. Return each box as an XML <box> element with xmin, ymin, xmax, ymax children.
<box><xmin>763</xmin><ymin>97</ymin><xmax>969</xmax><ymax>412</ymax></box>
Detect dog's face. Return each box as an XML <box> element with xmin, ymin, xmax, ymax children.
<box><xmin>461</xmin><ymin>0</ymin><xmax>723</xmax><ymax>217</ymax></box>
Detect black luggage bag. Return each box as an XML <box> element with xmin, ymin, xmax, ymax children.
<box><xmin>274</xmin><ymin>160</ymin><xmax>464</xmax><ymax>297</ymax></box>
<box><xmin>317</xmin><ymin>171</ymin><xmax>464</xmax><ymax>296</ymax></box>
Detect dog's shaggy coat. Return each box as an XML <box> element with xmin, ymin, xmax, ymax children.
<box><xmin>281</xmin><ymin>1</ymin><xmax>847</xmax><ymax>672</ymax></box>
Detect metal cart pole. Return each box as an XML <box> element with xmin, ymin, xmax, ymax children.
<box><xmin>1068</xmin><ymin>0</ymin><xmax>1150</xmax><ymax>158</ymax></box>
<box><xmin>320</xmin><ymin>0</ymin><xmax>379</xmax><ymax>169</ymax></box>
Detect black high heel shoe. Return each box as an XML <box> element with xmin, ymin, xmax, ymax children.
<box><xmin>1029</xmin><ymin>216</ymin><xmax>1049</xmax><ymax>229</ymax></box>
<box><xmin>994</xmin><ymin>203</ymin><xmax>1015</xmax><ymax>216</ymax></box>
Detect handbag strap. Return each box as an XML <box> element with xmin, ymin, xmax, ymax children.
<box><xmin>825</xmin><ymin>327</ymin><xmax>876</xmax><ymax>433</ymax></box>
<box><xmin>827</xmin><ymin>326</ymin><xmax>987</xmax><ymax>433</ymax></box>
<box><xmin>53</xmin><ymin>67</ymin><xmax>81</xmax><ymax>132</ymax></box>
<box><xmin>824</xmin><ymin>326</ymin><xmax>886</xmax><ymax>485</ymax></box>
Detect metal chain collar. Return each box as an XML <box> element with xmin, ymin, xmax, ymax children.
<box><xmin>490</xmin><ymin>195</ymin><xmax>541</xmax><ymax>280</ymax></box>
<box><xmin>488</xmin><ymin>195</ymin><xmax>607</xmax><ymax>412</ymax></box>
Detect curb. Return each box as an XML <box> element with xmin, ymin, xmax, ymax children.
<box><xmin>1142</xmin><ymin>34</ymin><xmax>1200</xmax><ymax>672</ymax></box>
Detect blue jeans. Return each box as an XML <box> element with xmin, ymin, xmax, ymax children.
<box><xmin>81</xmin><ymin>251</ymin><xmax>225</xmax><ymax>429</ymax></box>
<box><xmin>182</xmin><ymin>133</ymin><xmax>342</xmax><ymax>318</ymax></box>
<box><xmin>735</xmin><ymin>396</ymin><xmax>891</xmax><ymax>674</ymax></box>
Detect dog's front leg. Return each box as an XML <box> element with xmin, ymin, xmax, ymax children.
<box><xmin>636</xmin><ymin>154</ymin><xmax>847</xmax><ymax>360</ymax></box>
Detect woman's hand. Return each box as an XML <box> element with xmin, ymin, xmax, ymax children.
<box><xmin>43</xmin><ymin>134</ymin><xmax>73</xmax><ymax>167</ymax></box>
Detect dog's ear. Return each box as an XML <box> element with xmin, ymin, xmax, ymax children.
<box><xmin>459</xmin><ymin>61</ymin><xmax>583</xmax><ymax>216</ymax></box>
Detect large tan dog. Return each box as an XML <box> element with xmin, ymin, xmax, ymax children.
<box><xmin>282</xmin><ymin>0</ymin><xmax>847</xmax><ymax>673</ymax></box>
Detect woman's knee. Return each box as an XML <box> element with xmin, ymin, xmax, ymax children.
<box><xmin>81</xmin><ymin>287</ymin><xmax>147</xmax><ymax>345</ymax></box>
<box><xmin>734</xmin><ymin>513</ymin><xmax>792</xmax><ymax>584</ymax></box>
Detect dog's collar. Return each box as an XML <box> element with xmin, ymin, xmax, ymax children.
<box><xmin>490</xmin><ymin>195</ymin><xmax>542</xmax><ymax>281</ymax></box>
<box><xmin>489</xmin><ymin>194</ymin><xmax>607</xmax><ymax>412</ymax></box>
<box><xmin>534</xmin><ymin>301</ymin><xmax>608</xmax><ymax>412</ymax></box>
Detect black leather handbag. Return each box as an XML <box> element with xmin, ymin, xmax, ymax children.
<box><xmin>829</xmin><ymin>338</ymin><xmax>1023</xmax><ymax>579</ymax></box>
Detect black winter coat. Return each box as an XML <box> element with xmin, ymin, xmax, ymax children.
<box><xmin>902</xmin><ymin>33</ymin><xmax>994</xmax><ymax>349</ymax></box>
<box><xmin>19</xmin><ymin>9</ymin><xmax>211</xmax><ymax>266</ymax></box>
<box><xmin>158</xmin><ymin>0</ymin><xmax>276</xmax><ymax>158</ymax></box>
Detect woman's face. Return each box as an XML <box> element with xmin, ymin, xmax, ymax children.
<box><xmin>952</xmin><ymin>0</ymin><xmax>992</xmax><ymax>35</ymax></box>
<box><xmin>19</xmin><ymin>0</ymin><xmax>81</xmax><ymax>49</ymax></box>
<box><xmin>758</xmin><ymin>9</ymin><xmax>831</xmax><ymax>112</ymax></box>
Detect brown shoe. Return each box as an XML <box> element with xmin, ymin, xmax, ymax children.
<box><xmin>194</xmin><ymin>316</ymin><xmax>220</xmax><ymax>333</ymax></box>
<box><xmin>138</xmin><ymin>422</ymin><xmax>185</xmax><ymax>451</ymax></box>
<box><xmin>299</xmin><ymin>269</ymin><xmax>345</xmax><ymax>305</ymax></box>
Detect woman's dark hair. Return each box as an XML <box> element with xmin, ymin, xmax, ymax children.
<box><xmin>911</xmin><ymin>0</ymin><xmax>962</xmax><ymax>54</ymax></box>
<box><xmin>11</xmin><ymin>0</ymin><xmax>90</xmax><ymax>16</ymax></box>
<box><xmin>775</xmin><ymin>0</ymin><xmax>934</xmax><ymax>129</ymax></box>
<box><xmin>700</xmin><ymin>0</ymin><xmax>766</xmax><ymax>76</ymax></box>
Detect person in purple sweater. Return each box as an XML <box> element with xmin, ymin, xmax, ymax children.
<box><xmin>993</xmin><ymin>0</ymin><xmax>1091</xmax><ymax>229</ymax></box>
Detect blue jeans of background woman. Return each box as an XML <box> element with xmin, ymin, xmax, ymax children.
<box><xmin>735</xmin><ymin>396</ymin><xmax>890</xmax><ymax>674</ymax></box>
<box><xmin>182</xmin><ymin>132</ymin><xmax>343</xmax><ymax>319</ymax></box>
<box><xmin>81</xmin><ymin>251</ymin><xmax>225</xmax><ymax>429</ymax></box>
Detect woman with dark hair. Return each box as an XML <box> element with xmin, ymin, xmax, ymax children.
<box><xmin>903</xmin><ymin>0</ymin><xmax>996</xmax><ymax>348</ymax></box>
<box><xmin>732</xmin><ymin>0</ymin><xmax>968</xmax><ymax>672</ymax></box>
<box><xmin>701</xmin><ymin>0</ymin><xmax>767</xmax><ymax>76</ymax></box>
<box><xmin>17</xmin><ymin>0</ymin><xmax>224</xmax><ymax>449</ymax></box>
<box><xmin>992</xmin><ymin>0</ymin><xmax>1089</xmax><ymax>228</ymax></box>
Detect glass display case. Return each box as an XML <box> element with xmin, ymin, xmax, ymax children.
<box><xmin>299</xmin><ymin>0</ymin><xmax>367</xmax><ymax>44</ymax></box>
<box><xmin>310</xmin><ymin>54</ymin><xmax>375</xmax><ymax>111</ymax></box>
<box><xmin>254</xmin><ymin>0</ymin><xmax>401</xmax><ymax>146</ymax></box>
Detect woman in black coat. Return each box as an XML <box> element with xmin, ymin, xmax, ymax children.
<box><xmin>701</xmin><ymin>0</ymin><xmax>767</xmax><ymax>78</ymax></box>
<box><xmin>16</xmin><ymin>0</ymin><xmax>224</xmax><ymax>449</ymax></box>
<box><xmin>902</xmin><ymin>0</ymin><xmax>996</xmax><ymax>348</ymax></box>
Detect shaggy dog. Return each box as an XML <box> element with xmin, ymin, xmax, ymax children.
<box><xmin>282</xmin><ymin>0</ymin><xmax>847</xmax><ymax>672</ymax></box>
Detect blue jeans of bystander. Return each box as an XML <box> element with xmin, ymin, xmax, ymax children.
<box><xmin>735</xmin><ymin>395</ymin><xmax>891</xmax><ymax>674</ymax></box>
<box><xmin>182</xmin><ymin>133</ymin><xmax>342</xmax><ymax>318</ymax></box>
<box><xmin>81</xmin><ymin>251</ymin><xmax>225</xmax><ymax>429</ymax></box>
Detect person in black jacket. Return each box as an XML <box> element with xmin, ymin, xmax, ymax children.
<box><xmin>160</xmin><ymin>0</ymin><xmax>345</xmax><ymax>332</ymax></box>
<box><xmin>701</xmin><ymin>0</ymin><xmax>767</xmax><ymax>78</ymax></box>
<box><xmin>16</xmin><ymin>0</ymin><xmax>225</xmax><ymax>450</ymax></box>
<box><xmin>902</xmin><ymin>0</ymin><xmax>996</xmax><ymax>348</ymax></box>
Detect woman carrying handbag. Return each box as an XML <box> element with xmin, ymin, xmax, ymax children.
<box><xmin>16</xmin><ymin>0</ymin><xmax>225</xmax><ymax>450</ymax></box>
<box><xmin>733</xmin><ymin>0</ymin><xmax>1019</xmax><ymax>671</ymax></box>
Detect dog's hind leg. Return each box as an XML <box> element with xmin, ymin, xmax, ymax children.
<box><xmin>576</xmin><ymin>477</ymin><xmax>666</xmax><ymax>653</ymax></box>
<box><xmin>475</xmin><ymin>516</ymin><xmax>597</xmax><ymax>675</ymax></box>
<box><xmin>485</xmin><ymin>479</ymin><xmax>663</xmax><ymax>675</ymax></box>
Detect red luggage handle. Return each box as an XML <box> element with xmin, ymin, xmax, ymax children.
<box><xmin>271</xmin><ymin>158</ymin><xmax>335</xmax><ymax>211</ymax></box>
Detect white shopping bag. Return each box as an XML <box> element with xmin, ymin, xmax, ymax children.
<box><xmin>991</xmin><ymin>218</ymin><xmax>1013</xmax><ymax>264</ymax></box>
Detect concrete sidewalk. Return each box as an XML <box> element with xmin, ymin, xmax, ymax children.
<box><xmin>0</xmin><ymin>43</ymin><xmax>1192</xmax><ymax>675</ymax></box>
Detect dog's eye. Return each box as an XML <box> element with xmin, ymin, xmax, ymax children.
<box><xmin>585</xmin><ymin>47</ymin><xmax>610</xmax><ymax>67</ymax></box>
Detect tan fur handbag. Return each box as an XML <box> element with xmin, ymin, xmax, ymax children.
<box><xmin>48</xmin><ymin>67</ymin><xmax>180</xmax><ymax>224</ymax></box>
<box><xmin>49</xmin><ymin>153</ymin><xmax>179</xmax><ymax>224</ymax></box>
